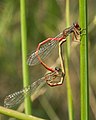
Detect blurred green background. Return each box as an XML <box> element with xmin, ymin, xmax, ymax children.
<box><xmin>0</xmin><ymin>0</ymin><xmax>96</xmax><ymax>120</ymax></box>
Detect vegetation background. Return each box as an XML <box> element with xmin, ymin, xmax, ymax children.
<box><xmin>0</xmin><ymin>0</ymin><xmax>96</xmax><ymax>120</ymax></box>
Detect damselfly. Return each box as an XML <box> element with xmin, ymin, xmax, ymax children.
<box><xmin>4</xmin><ymin>67</ymin><xmax>64</xmax><ymax>108</ymax></box>
<box><xmin>27</xmin><ymin>23</ymin><xmax>82</xmax><ymax>72</ymax></box>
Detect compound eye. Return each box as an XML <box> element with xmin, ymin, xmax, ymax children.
<box><xmin>75</xmin><ymin>23</ymin><xmax>79</xmax><ymax>28</ymax></box>
<box><xmin>73</xmin><ymin>23</ymin><xmax>81</xmax><ymax>30</ymax></box>
<box><xmin>55</xmin><ymin>67</ymin><xmax>61</xmax><ymax>72</ymax></box>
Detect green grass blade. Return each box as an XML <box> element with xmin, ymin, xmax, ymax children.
<box><xmin>65</xmin><ymin>57</ymin><xmax>74</xmax><ymax>120</ymax></box>
<box><xmin>79</xmin><ymin>0</ymin><xmax>89</xmax><ymax>120</ymax></box>
<box><xmin>0</xmin><ymin>106</ymin><xmax>45</xmax><ymax>120</ymax></box>
<box><xmin>65</xmin><ymin>0</ymin><xmax>74</xmax><ymax>120</ymax></box>
<box><xmin>66</xmin><ymin>0</ymin><xmax>70</xmax><ymax>57</ymax></box>
<box><xmin>20</xmin><ymin>0</ymin><xmax>32</xmax><ymax>114</ymax></box>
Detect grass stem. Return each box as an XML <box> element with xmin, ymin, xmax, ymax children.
<box><xmin>79</xmin><ymin>0</ymin><xmax>89</xmax><ymax>119</ymax></box>
<box><xmin>65</xmin><ymin>0</ymin><xmax>74</xmax><ymax>120</ymax></box>
<box><xmin>0</xmin><ymin>106</ymin><xmax>45</xmax><ymax>120</ymax></box>
<box><xmin>20</xmin><ymin>0</ymin><xmax>32</xmax><ymax>114</ymax></box>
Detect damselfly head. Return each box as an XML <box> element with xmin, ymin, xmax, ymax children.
<box><xmin>55</xmin><ymin>67</ymin><xmax>61</xmax><ymax>72</ymax></box>
<box><xmin>55</xmin><ymin>67</ymin><xmax>63</xmax><ymax>77</ymax></box>
<box><xmin>73</xmin><ymin>22</ymin><xmax>81</xmax><ymax>31</ymax></box>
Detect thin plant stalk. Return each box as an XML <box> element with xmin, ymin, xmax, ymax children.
<box><xmin>39</xmin><ymin>96</ymin><xmax>60</xmax><ymax>120</ymax></box>
<box><xmin>79</xmin><ymin>0</ymin><xmax>89</xmax><ymax>120</ymax></box>
<box><xmin>0</xmin><ymin>106</ymin><xmax>44</xmax><ymax>120</ymax></box>
<box><xmin>65</xmin><ymin>0</ymin><xmax>74</xmax><ymax>120</ymax></box>
<box><xmin>66</xmin><ymin>0</ymin><xmax>70</xmax><ymax>57</ymax></box>
<box><xmin>20</xmin><ymin>0</ymin><xmax>32</xmax><ymax>114</ymax></box>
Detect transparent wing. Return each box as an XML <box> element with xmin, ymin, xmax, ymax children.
<box><xmin>27</xmin><ymin>33</ymin><xmax>63</xmax><ymax>66</ymax></box>
<box><xmin>4</xmin><ymin>77</ymin><xmax>46</xmax><ymax>108</ymax></box>
<box><xmin>4</xmin><ymin>70</ymin><xmax>61</xmax><ymax>108</ymax></box>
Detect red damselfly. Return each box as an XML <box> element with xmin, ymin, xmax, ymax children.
<box><xmin>27</xmin><ymin>23</ymin><xmax>82</xmax><ymax>72</ymax></box>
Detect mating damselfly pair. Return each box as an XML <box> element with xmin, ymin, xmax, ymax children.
<box><xmin>4</xmin><ymin>23</ymin><xmax>84</xmax><ymax>108</ymax></box>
